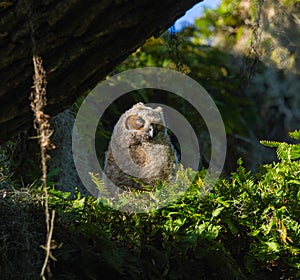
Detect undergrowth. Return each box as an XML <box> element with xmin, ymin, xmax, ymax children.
<box><xmin>0</xmin><ymin>130</ymin><xmax>299</xmax><ymax>279</ymax></box>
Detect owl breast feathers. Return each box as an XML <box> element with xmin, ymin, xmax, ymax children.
<box><xmin>104</xmin><ymin>102</ymin><xmax>178</xmax><ymax>190</ymax></box>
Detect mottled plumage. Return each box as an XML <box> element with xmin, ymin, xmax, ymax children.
<box><xmin>104</xmin><ymin>103</ymin><xmax>177</xmax><ymax>190</ymax></box>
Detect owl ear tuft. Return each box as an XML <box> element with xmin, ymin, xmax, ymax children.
<box><xmin>125</xmin><ymin>115</ymin><xmax>145</xmax><ymax>130</ymax></box>
<box><xmin>154</xmin><ymin>106</ymin><xmax>163</xmax><ymax>113</ymax></box>
<box><xmin>132</xmin><ymin>102</ymin><xmax>144</xmax><ymax>109</ymax></box>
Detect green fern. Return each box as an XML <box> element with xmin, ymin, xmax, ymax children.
<box><xmin>259</xmin><ymin>140</ymin><xmax>282</xmax><ymax>148</ymax></box>
<box><xmin>89</xmin><ymin>172</ymin><xmax>111</xmax><ymax>197</ymax></box>
<box><xmin>289</xmin><ymin>130</ymin><xmax>300</xmax><ymax>140</ymax></box>
<box><xmin>260</xmin><ymin>130</ymin><xmax>300</xmax><ymax>162</ymax></box>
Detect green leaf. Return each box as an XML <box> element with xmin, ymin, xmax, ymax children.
<box><xmin>216</xmin><ymin>196</ymin><xmax>230</xmax><ymax>207</ymax></box>
<box><xmin>48</xmin><ymin>188</ymin><xmax>71</xmax><ymax>199</ymax></box>
<box><xmin>237</xmin><ymin>158</ymin><xmax>243</xmax><ymax>165</ymax></box>
<box><xmin>266</xmin><ymin>241</ymin><xmax>279</xmax><ymax>252</ymax></box>
<box><xmin>289</xmin><ymin>130</ymin><xmax>300</xmax><ymax>140</ymax></box>
<box><xmin>197</xmin><ymin>222</ymin><xmax>209</xmax><ymax>234</ymax></box>
<box><xmin>72</xmin><ymin>197</ymin><xmax>85</xmax><ymax>210</ymax></box>
<box><xmin>249</xmin><ymin>229</ymin><xmax>260</xmax><ymax>237</ymax></box>
<box><xmin>212</xmin><ymin>207</ymin><xmax>224</xmax><ymax>218</ymax></box>
<box><xmin>89</xmin><ymin>172</ymin><xmax>110</xmax><ymax>197</ymax></box>
<box><xmin>260</xmin><ymin>140</ymin><xmax>281</xmax><ymax>148</ymax></box>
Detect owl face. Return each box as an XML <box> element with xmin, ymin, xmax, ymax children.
<box><xmin>125</xmin><ymin>114</ymin><xmax>165</xmax><ymax>141</ymax></box>
<box><xmin>125</xmin><ymin>114</ymin><xmax>153</xmax><ymax>140</ymax></box>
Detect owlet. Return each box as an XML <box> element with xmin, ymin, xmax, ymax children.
<box><xmin>104</xmin><ymin>102</ymin><xmax>178</xmax><ymax>190</ymax></box>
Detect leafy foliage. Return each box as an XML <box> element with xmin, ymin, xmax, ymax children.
<box><xmin>31</xmin><ymin>130</ymin><xmax>300</xmax><ymax>279</ymax></box>
<box><xmin>261</xmin><ymin>130</ymin><xmax>300</xmax><ymax>161</ymax></box>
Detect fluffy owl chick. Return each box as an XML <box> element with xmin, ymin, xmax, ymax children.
<box><xmin>104</xmin><ymin>102</ymin><xmax>178</xmax><ymax>190</ymax></box>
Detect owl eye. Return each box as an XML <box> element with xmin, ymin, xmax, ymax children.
<box><xmin>125</xmin><ymin>115</ymin><xmax>145</xmax><ymax>130</ymax></box>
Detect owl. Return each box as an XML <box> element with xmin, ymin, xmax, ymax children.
<box><xmin>103</xmin><ymin>102</ymin><xmax>178</xmax><ymax>190</ymax></box>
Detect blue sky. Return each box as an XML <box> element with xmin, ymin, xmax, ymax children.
<box><xmin>175</xmin><ymin>0</ymin><xmax>221</xmax><ymax>30</ymax></box>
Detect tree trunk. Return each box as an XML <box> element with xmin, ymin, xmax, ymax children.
<box><xmin>0</xmin><ymin>0</ymin><xmax>201</xmax><ymax>144</ymax></box>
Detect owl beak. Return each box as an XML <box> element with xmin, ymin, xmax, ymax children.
<box><xmin>148</xmin><ymin>125</ymin><xmax>154</xmax><ymax>138</ymax></box>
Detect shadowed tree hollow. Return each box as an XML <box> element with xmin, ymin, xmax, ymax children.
<box><xmin>0</xmin><ymin>0</ymin><xmax>201</xmax><ymax>144</ymax></box>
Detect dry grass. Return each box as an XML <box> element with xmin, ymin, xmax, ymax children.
<box><xmin>26</xmin><ymin>0</ymin><xmax>56</xmax><ymax>276</ymax></box>
<box><xmin>30</xmin><ymin>53</ymin><xmax>56</xmax><ymax>280</ymax></box>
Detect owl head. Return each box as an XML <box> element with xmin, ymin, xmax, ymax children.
<box><xmin>120</xmin><ymin>102</ymin><xmax>167</xmax><ymax>143</ymax></box>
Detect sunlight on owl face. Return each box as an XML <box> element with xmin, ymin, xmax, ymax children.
<box><xmin>124</xmin><ymin>112</ymin><xmax>166</xmax><ymax>143</ymax></box>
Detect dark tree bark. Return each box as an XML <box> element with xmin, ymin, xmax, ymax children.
<box><xmin>0</xmin><ymin>0</ymin><xmax>201</xmax><ymax>144</ymax></box>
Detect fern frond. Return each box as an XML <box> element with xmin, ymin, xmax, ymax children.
<box><xmin>276</xmin><ymin>143</ymin><xmax>290</xmax><ymax>161</ymax></box>
<box><xmin>289</xmin><ymin>130</ymin><xmax>300</xmax><ymax>140</ymax></box>
<box><xmin>260</xmin><ymin>138</ymin><xmax>300</xmax><ymax>162</ymax></box>
<box><xmin>89</xmin><ymin>172</ymin><xmax>110</xmax><ymax>197</ymax></box>
<box><xmin>290</xmin><ymin>144</ymin><xmax>300</xmax><ymax>160</ymax></box>
<box><xmin>260</xmin><ymin>140</ymin><xmax>281</xmax><ymax>148</ymax></box>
